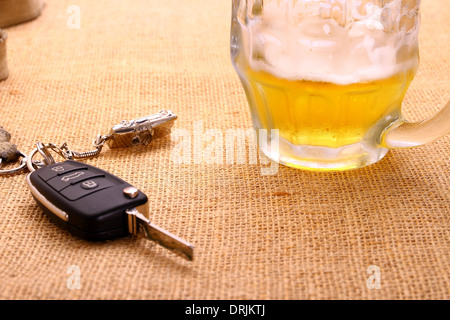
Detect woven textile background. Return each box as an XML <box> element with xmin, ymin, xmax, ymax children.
<box><xmin>0</xmin><ymin>0</ymin><xmax>448</xmax><ymax>300</ymax></box>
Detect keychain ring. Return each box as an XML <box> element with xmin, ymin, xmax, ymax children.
<box><xmin>0</xmin><ymin>151</ymin><xmax>29</xmax><ymax>175</ymax></box>
<box><xmin>27</xmin><ymin>142</ymin><xmax>70</xmax><ymax>173</ymax></box>
<box><xmin>26</xmin><ymin>147</ymin><xmax>49</xmax><ymax>173</ymax></box>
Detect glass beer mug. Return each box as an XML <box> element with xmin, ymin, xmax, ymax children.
<box><xmin>231</xmin><ymin>0</ymin><xmax>449</xmax><ymax>170</ymax></box>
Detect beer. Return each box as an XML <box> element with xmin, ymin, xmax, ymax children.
<box><xmin>231</xmin><ymin>0</ymin><xmax>420</xmax><ymax>169</ymax></box>
<box><xmin>242</xmin><ymin>67</ymin><xmax>416</xmax><ymax>148</ymax></box>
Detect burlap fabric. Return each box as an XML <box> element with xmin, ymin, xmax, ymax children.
<box><xmin>0</xmin><ymin>29</ymin><xmax>7</xmax><ymax>81</ymax></box>
<box><xmin>0</xmin><ymin>0</ymin><xmax>448</xmax><ymax>300</ymax></box>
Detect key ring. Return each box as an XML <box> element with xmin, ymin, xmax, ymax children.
<box><xmin>26</xmin><ymin>143</ymin><xmax>55</xmax><ymax>173</ymax></box>
<box><xmin>0</xmin><ymin>151</ymin><xmax>29</xmax><ymax>175</ymax></box>
<box><xmin>2</xmin><ymin>110</ymin><xmax>177</xmax><ymax>174</ymax></box>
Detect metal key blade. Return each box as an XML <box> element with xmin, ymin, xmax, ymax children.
<box><xmin>126</xmin><ymin>208</ymin><xmax>194</xmax><ymax>261</ymax></box>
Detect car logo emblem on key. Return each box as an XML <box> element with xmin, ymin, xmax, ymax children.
<box><xmin>61</xmin><ymin>171</ymin><xmax>85</xmax><ymax>182</ymax></box>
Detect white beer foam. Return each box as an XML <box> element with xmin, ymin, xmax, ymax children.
<box><xmin>246</xmin><ymin>0</ymin><xmax>420</xmax><ymax>85</ymax></box>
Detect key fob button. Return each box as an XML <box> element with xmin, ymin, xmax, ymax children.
<box><xmin>80</xmin><ymin>180</ymin><xmax>99</xmax><ymax>189</ymax></box>
<box><xmin>37</xmin><ymin>162</ymin><xmax>86</xmax><ymax>181</ymax></box>
<box><xmin>60</xmin><ymin>177</ymin><xmax>116</xmax><ymax>201</ymax></box>
<box><xmin>47</xmin><ymin>170</ymin><xmax>104</xmax><ymax>191</ymax></box>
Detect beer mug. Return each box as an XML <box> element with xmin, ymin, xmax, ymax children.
<box><xmin>231</xmin><ymin>0</ymin><xmax>449</xmax><ymax>171</ymax></box>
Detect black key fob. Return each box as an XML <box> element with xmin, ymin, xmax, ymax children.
<box><xmin>26</xmin><ymin>160</ymin><xmax>148</xmax><ymax>240</ymax></box>
<box><xmin>26</xmin><ymin>160</ymin><xmax>194</xmax><ymax>260</ymax></box>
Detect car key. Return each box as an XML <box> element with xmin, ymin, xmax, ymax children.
<box><xmin>26</xmin><ymin>160</ymin><xmax>194</xmax><ymax>261</ymax></box>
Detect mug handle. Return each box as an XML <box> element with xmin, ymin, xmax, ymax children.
<box><xmin>382</xmin><ymin>100</ymin><xmax>450</xmax><ymax>148</ymax></box>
